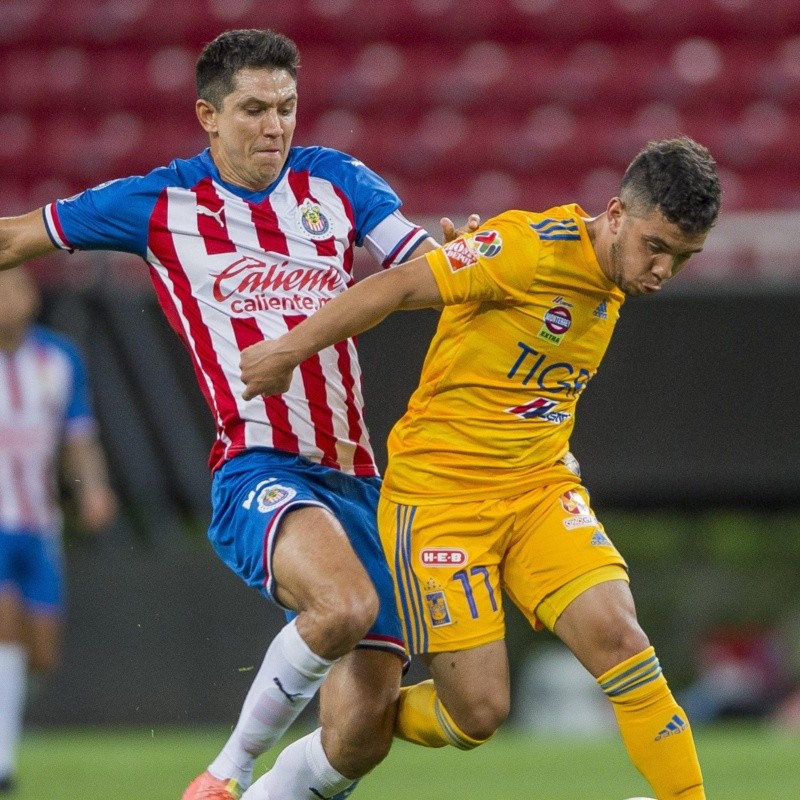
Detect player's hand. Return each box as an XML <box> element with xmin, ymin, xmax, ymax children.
<box><xmin>440</xmin><ymin>214</ymin><xmax>481</xmax><ymax>243</ymax></box>
<box><xmin>240</xmin><ymin>340</ymin><xmax>296</xmax><ymax>401</ymax></box>
<box><xmin>78</xmin><ymin>485</ymin><xmax>117</xmax><ymax>535</ymax></box>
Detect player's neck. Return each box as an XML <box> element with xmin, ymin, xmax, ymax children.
<box><xmin>583</xmin><ymin>214</ymin><xmax>610</xmax><ymax>279</ymax></box>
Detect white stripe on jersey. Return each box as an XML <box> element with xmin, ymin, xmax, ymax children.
<box><xmin>0</xmin><ymin>341</ymin><xmax>72</xmax><ymax>532</ymax></box>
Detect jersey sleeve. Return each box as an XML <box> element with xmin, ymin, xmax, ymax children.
<box><xmin>425</xmin><ymin>212</ymin><xmax>541</xmax><ymax>306</ymax></box>
<box><xmin>43</xmin><ymin>171</ymin><xmax>170</xmax><ymax>258</ymax></box>
<box><xmin>32</xmin><ymin>330</ymin><xmax>97</xmax><ymax>439</ymax></box>
<box><xmin>300</xmin><ymin>148</ymin><xmax>433</xmax><ymax>260</ymax></box>
<box><xmin>362</xmin><ymin>209</ymin><xmax>435</xmax><ymax>268</ymax></box>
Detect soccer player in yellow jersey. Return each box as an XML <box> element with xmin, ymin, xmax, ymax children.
<box><xmin>239</xmin><ymin>137</ymin><xmax>722</xmax><ymax>800</ymax></box>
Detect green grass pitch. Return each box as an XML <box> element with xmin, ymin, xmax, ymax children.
<box><xmin>15</xmin><ymin>722</ymin><xmax>800</xmax><ymax>799</ymax></box>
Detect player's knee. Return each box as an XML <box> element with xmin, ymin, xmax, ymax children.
<box><xmin>307</xmin><ymin>584</ymin><xmax>379</xmax><ymax>658</ymax></box>
<box><xmin>449</xmin><ymin>694</ymin><xmax>509</xmax><ymax>743</ymax></box>
<box><xmin>596</xmin><ymin>617</ymin><xmax>650</xmax><ymax>669</ymax></box>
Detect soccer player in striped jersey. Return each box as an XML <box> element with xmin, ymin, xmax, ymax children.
<box><xmin>0</xmin><ymin>267</ymin><xmax>116</xmax><ymax>795</ymax></box>
<box><xmin>0</xmin><ymin>28</ymin><xmax>477</xmax><ymax>800</ymax></box>
<box><xmin>239</xmin><ymin>138</ymin><xmax>722</xmax><ymax>800</ymax></box>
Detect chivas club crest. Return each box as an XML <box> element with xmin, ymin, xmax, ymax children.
<box><xmin>297</xmin><ymin>199</ymin><xmax>331</xmax><ymax>239</ymax></box>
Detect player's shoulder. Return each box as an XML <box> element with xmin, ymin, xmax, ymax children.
<box><xmin>522</xmin><ymin>204</ymin><xmax>588</xmax><ymax>243</ymax></box>
<box><xmin>148</xmin><ymin>149</ymin><xmax>216</xmax><ymax>188</ymax></box>
<box><xmin>289</xmin><ymin>144</ymin><xmax>360</xmax><ymax>167</ymax></box>
<box><xmin>480</xmin><ymin>209</ymin><xmax>551</xmax><ymax>240</ymax></box>
<box><xmin>66</xmin><ymin>150</ymin><xmax>210</xmax><ymax>205</ymax></box>
<box><xmin>28</xmin><ymin>324</ymin><xmax>83</xmax><ymax>362</ymax></box>
<box><xmin>287</xmin><ymin>145</ymin><xmax>378</xmax><ymax>181</ymax></box>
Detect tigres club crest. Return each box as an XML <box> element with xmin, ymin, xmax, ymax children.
<box><xmin>297</xmin><ymin>199</ymin><xmax>331</xmax><ymax>239</ymax></box>
<box><xmin>425</xmin><ymin>590</ymin><xmax>452</xmax><ymax>627</ymax></box>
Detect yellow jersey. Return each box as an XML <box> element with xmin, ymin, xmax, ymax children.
<box><xmin>382</xmin><ymin>204</ymin><xmax>626</xmax><ymax>503</ymax></box>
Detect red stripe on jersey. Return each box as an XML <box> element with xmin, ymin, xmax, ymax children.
<box><xmin>147</xmin><ymin>192</ymin><xmax>245</xmax><ymax>471</ymax></box>
<box><xmin>287</xmin><ymin>170</ymin><xmax>337</xmax><ymax>258</ymax></box>
<box><xmin>284</xmin><ymin>315</ymin><xmax>340</xmax><ymax>470</ymax></box>
<box><xmin>231</xmin><ymin>317</ymin><xmax>299</xmax><ymax>454</ymax></box>
<box><xmin>250</xmin><ymin>195</ymin><xmax>290</xmax><ymax>255</ymax></box>
<box><xmin>47</xmin><ymin>204</ymin><xmax>76</xmax><ymax>249</ymax></box>
<box><xmin>193</xmin><ymin>178</ymin><xmax>237</xmax><ymax>256</ymax></box>
<box><xmin>334</xmin><ymin>339</ymin><xmax>375</xmax><ymax>475</ymax></box>
<box><xmin>332</xmin><ymin>185</ymin><xmax>356</xmax><ymax>283</ymax></box>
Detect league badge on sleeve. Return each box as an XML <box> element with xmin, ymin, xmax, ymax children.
<box><xmin>472</xmin><ymin>230</ymin><xmax>502</xmax><ymax>257</ymax></box>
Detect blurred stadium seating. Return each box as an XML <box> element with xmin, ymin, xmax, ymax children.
<box><xmin>1</xmin><ymin>0</ymin><xmax>799</xmax><ymax>282</ymax></box>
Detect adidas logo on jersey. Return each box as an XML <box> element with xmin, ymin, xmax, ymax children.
<box><xmin>590</xmin><ymin>530</ymin><xmax>612</xmax><ymax>546</ymax></box>
<box><xmin>593</xmin><ymin>300</ymin><xmax>608</xmax><ymax>319</ymax></box>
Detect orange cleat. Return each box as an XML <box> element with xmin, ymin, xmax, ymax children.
<box><xmin>181</xmin><ymin>771</ymin><xmax>243</xmax><ymax>800</ymax></box>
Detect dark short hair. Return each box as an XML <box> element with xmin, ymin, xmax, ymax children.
<box><xmin>196</xmin><ymin>29</ymin><xmax>300</xmax><ymax>109</ymax></box>
<box><xmin>620</xmin><ymin>137</ymin><xmax>722</xmax><ymax>234</ymax></box>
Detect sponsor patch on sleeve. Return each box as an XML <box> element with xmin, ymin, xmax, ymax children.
<box><xmin>442</xmin><ymin>237</ymin><xmax>479</xmax><ymax>271</ymax></box>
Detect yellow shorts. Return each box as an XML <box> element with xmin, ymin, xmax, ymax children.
<box><xmin>378</xmin><ymin>480</ymin><xmax>628</xmax><ymax>655</ymax></box>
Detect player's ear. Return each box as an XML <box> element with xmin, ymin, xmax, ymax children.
<box><xmin>196</xmin><ymin>99</ymin><xmax>219</xmax><ymax>134</ymax></box>
<box><xmin>607</xmin><ymin>197</ymin><xmax>624</xmax><ymax>234</ymax></box>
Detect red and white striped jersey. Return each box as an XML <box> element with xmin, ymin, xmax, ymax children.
<box><xmin>44</xmin><ymin>147</ymin><xmax>433</xmax><ymax>474</ymax></box>
<box><xmin>0</xmin><ymin>326</ymin><xmax>95</xmax><ymax>534</ymax></box>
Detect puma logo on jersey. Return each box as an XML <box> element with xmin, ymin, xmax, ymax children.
<box><xmin>197</xmin><ymin>205</ymin><xmax>225</xmax><ymax>227</ymax></box>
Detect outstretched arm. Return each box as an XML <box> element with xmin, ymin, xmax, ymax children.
<box><xmin>0</xmin><ymin>210</ymin><xmax>59</xmax><ymax>270</ymax></box>
<box><xmin>240</xmin><ymin>254</ymin><xmax>443</xmax><ymax>400</ymax></box>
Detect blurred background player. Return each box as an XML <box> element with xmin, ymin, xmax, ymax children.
<box><xmin>0</xmin><ymin>267</ymin><xmax>117</xmax><ymax>795</ymax></box>
<box><xmin>0</xmin><ymin>27</ymin><xmax>477</xmax><ymax>800</ymax></box>
<box><xmin>238</xmin><ymin>137</ymin><xmax>722</xmax><ymax>800</ymax></box>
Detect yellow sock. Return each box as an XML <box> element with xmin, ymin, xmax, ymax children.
<box><xmin>598</xmin><ymin>647</ymin><xmax>705</xmax><ymax>800</ymax></box>
<box><xmin>394</xmin><ymin>679</ymin><xmax>489</xmax><ymax>750</ymax></box>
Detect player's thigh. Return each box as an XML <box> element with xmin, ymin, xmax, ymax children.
<box><xmin>0</xmin><ymin>591</ymin><xmax>24</xmax><ymax>642</ymax></box>
<box><xmin>424</xmin><ymin>639</ymin><xmax>511</xmax><ymax>727</ymax></box>
<box><xmin>378</xmin><ymin>496</ymin><xmax>514</xmax><ymax>655</ymax></box>
<box><xmin>208</xmin><ymin>454</ymin><xmax>373</xmax><ymax>612</ymax></box>
<box><xmin>319</xmin><ymin>649</ymin><xmax>404</xmax><ymax>769</ymax></box>
<box><xmin>272</xmin><ymin>504</ymin><xmax>372</xmax><ymax>612</ymax></box>
<box><xmin>502</xmin><ymin>482</ymin><xmax>628</xmax><ymax>632</ymax></box>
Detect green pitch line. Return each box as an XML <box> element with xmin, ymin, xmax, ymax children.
<box><xmin>14</xmin><ymin>722</ymin><xmax>800</xmax><ymax>800</ymax></box>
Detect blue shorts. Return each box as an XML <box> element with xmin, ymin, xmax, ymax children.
<box><xmin>0</xmin><ymin>529</ymin><xmax>63</xmax><ymax>612</ymax></box>
<box><xmin>208</xmin><ymin>449</ymin><xmax>405</xmax><ymax>661</ymax></box>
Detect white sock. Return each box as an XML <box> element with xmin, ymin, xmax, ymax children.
<box><xmin>0</xmin><ymin>643</ymin><xmax>27</xmax><ymax>779</ymax></box>
<box><xmin>209</xmin><ymin>620</ymin><xmax>335</xmax><ymax>788</ymax></box>
<box><xmin>241</xmin><ymin>728</ymin><xmax>353</xmax><ymax>800</ymax></box>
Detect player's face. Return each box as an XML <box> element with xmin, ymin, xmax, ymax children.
<box><xmin>197</xmin><ymin>67</ymin><xmax>298</xmax><ymax>191</ymax></box>
<box><xmin>604</xmin><ymin>199</ymin><xmax>708</xmax><ymax>297</ymax></box>
<box><xmin>0</xmin><ymin>268</ymin><xmax>40</xmax><ymax>347</ymax></box>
